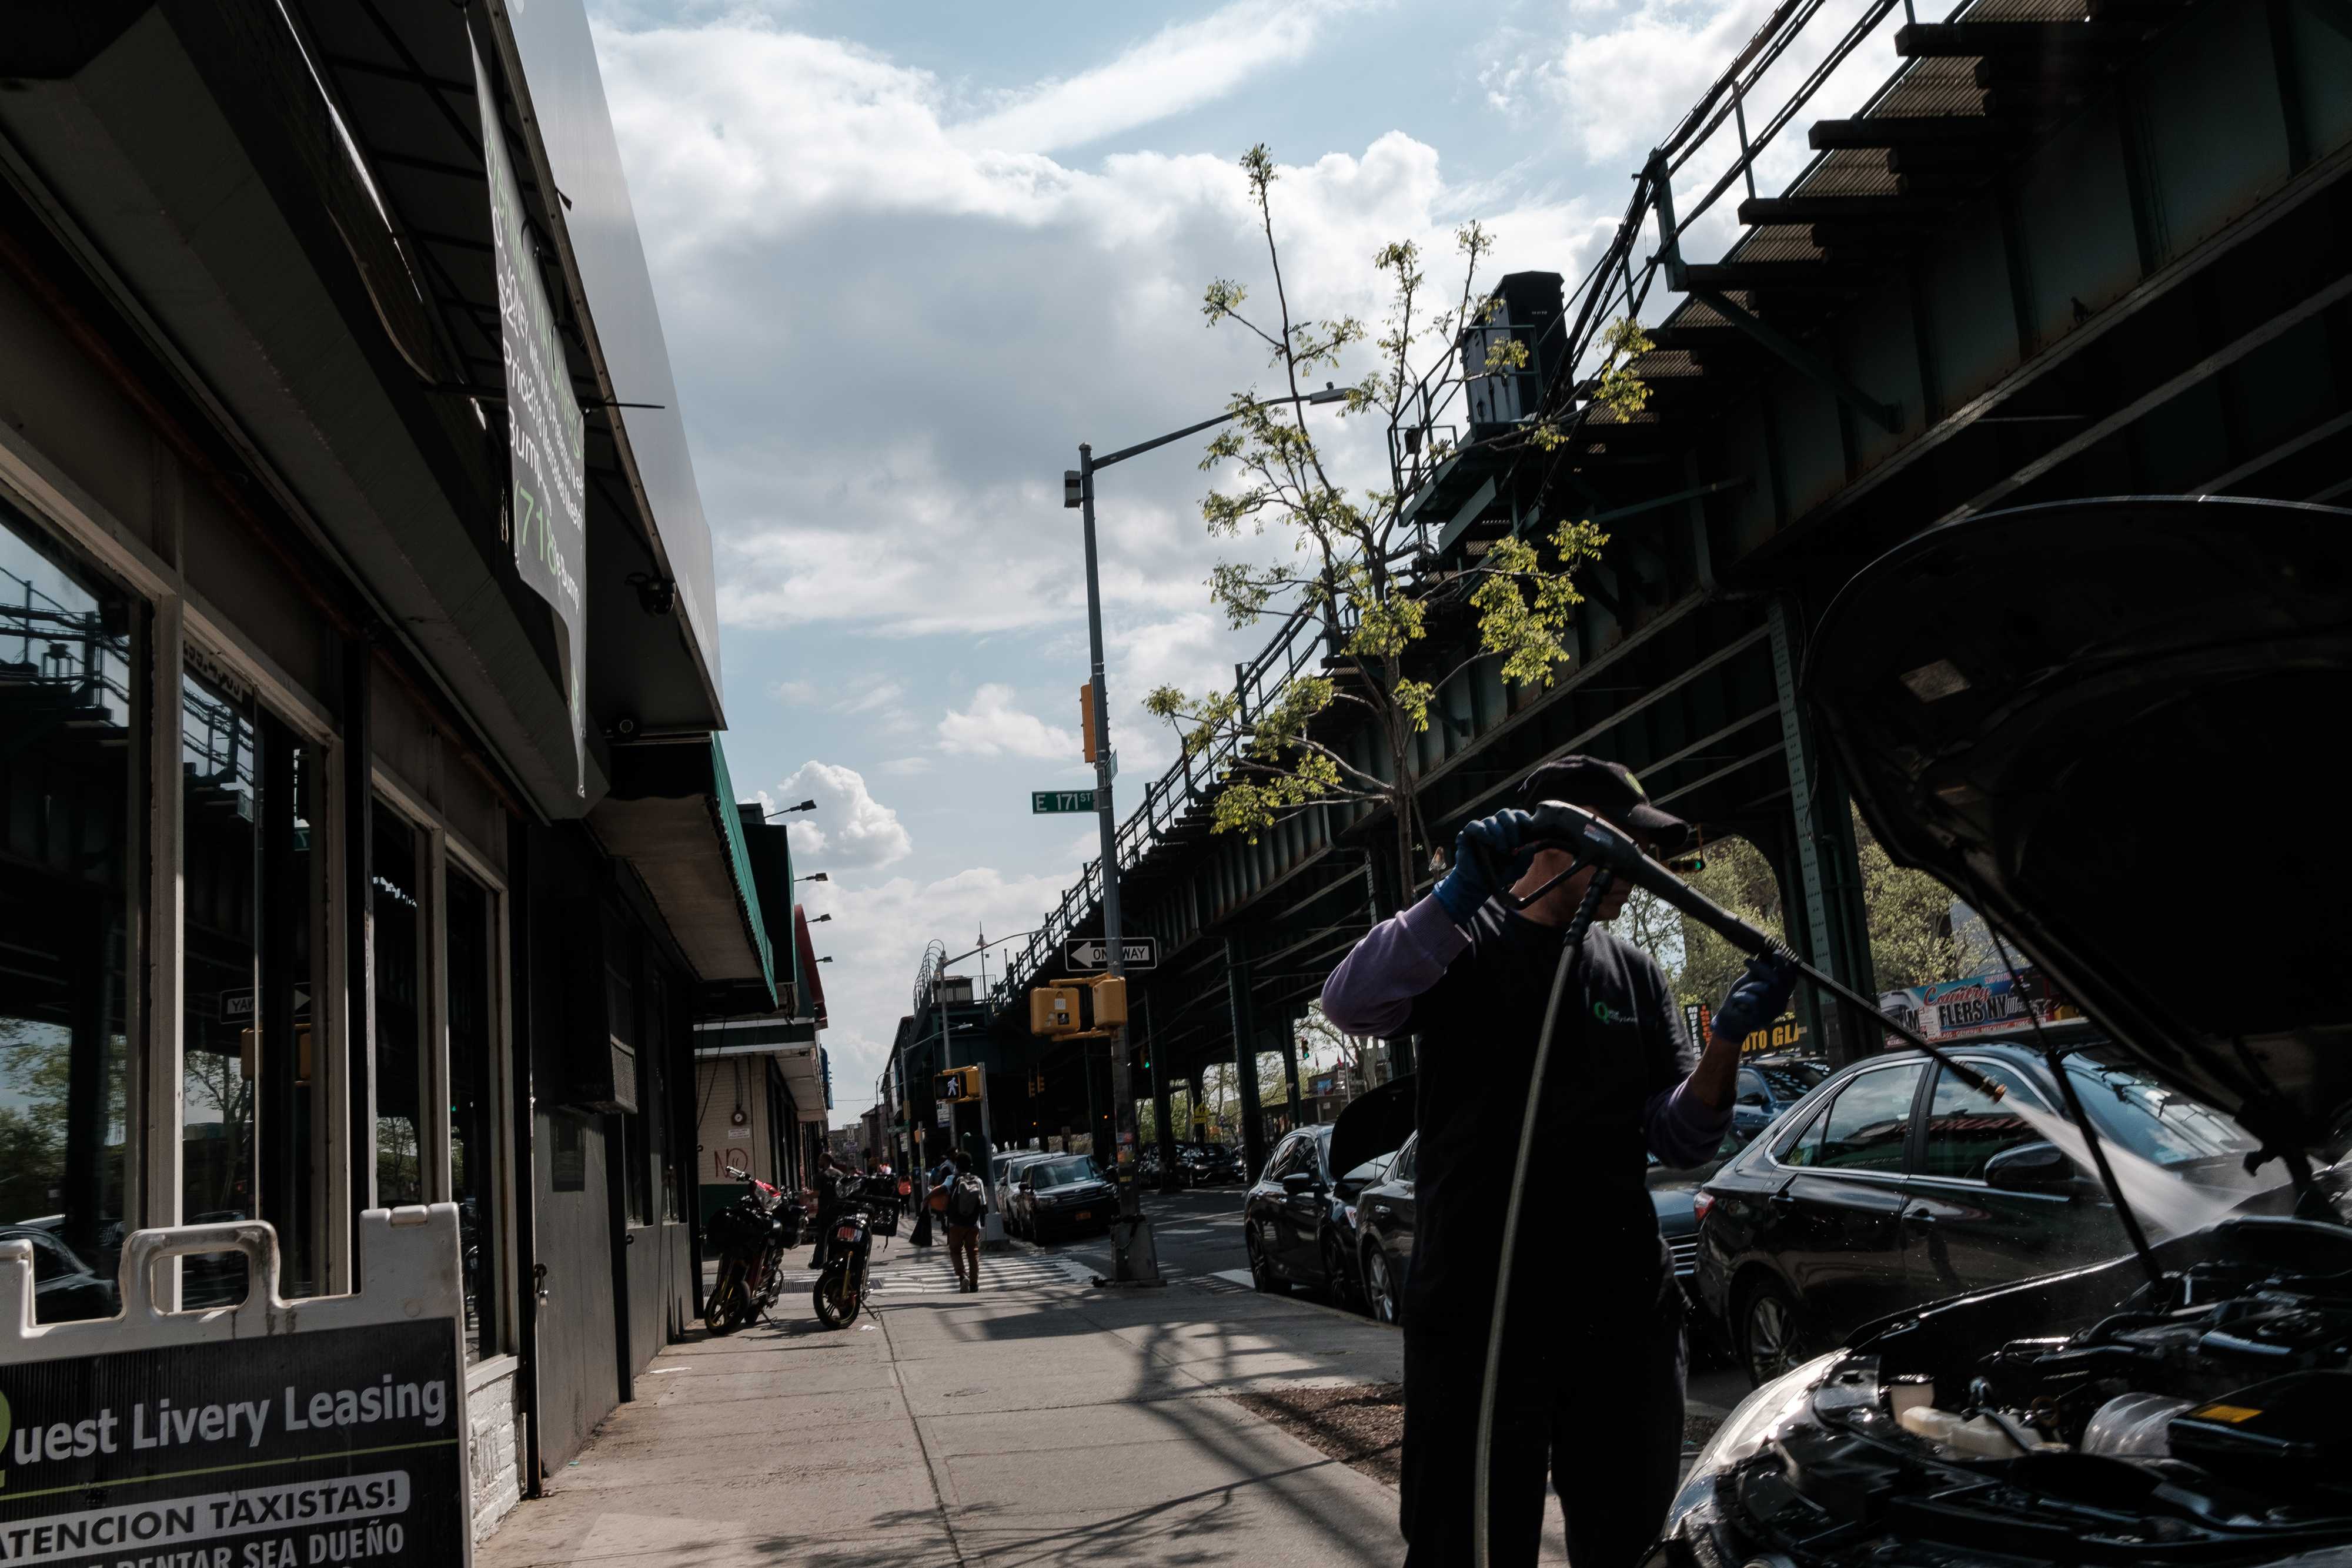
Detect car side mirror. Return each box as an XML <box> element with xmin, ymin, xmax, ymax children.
<box><xmin>1985</xmin><ymin>1141</ymin><xmax>2073</xmax><ymax>1191</ymax></box>
<box><xmin>1279</xmin><ymin>1172</ymin><xmax>1316</xmax><ymax>1196</ymax></box>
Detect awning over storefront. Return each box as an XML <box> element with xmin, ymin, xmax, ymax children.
<box><xmin>589</xmin><ymin>736</ymin><xmax>773</xmax><ymax>1004</ymax></box>
<box><xmin>692</xmin><ymin>1020</ymin><xmax>829</xmax><ymax>1121</ymax></box>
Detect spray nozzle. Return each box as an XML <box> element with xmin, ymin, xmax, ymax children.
<box><xmin>1486</xmin><ymin>798</ymin><xmax>2008</xmax><ymax>1102</ymax></box>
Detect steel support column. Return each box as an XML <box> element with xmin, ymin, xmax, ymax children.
<box><xmin>1225</xmin><ymin>938</ymin><xmax>1270</xmax><ymax>1179</ymax></box>
<box><xmin>1768</xmin><ymin>597</ymin><xmax>1878</xmax><ymax>1064</ymax></box>
<box><xmin>1278</xmin><ymin>1014</ymin><xmax>1303</xmax><ymax>1131</ymax></box>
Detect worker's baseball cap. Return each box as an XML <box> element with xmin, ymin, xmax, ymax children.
<box><xmin>1516</xmin><ymin>755</ymin><xmax>1691</xmax><ymax>851</ymax></box>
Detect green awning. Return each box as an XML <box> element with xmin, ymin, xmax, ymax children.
<box><xmin>587</xmin><ymin>735</ymin><xmax>775</xmax><ymax>1007</ymax></box>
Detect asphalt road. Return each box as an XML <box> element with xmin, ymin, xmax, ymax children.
<box><xmin>1035</xmin><ymin>1181</ymin><xmax>1752</xmax><ymax>1419</ymax></box>
<box><xmin>1051</xmin><ymin>1182</ymin><xmax>1252</xmax><ymax>1282</ymax></box>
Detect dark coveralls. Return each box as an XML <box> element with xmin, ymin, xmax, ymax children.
<box><xmin>1338</xmin><ymin>896</ymin><xmax>1716</xmax><ymax>1568</ymax></box>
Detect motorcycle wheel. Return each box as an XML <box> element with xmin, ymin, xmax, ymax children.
<box><xmin>704</xmin><ymin>1262</ymin><xmax>747</xmax><ymax>1335</ymax></box>
<box><xmin>813</xmin><ymin>1263</ymin><xmax>860</xmax><ymax>1329</ymax></box>
<box><xmin>757</xmin><ymin>1244</ymin><xmax>785</xmax><ymax>1305</ymax></box>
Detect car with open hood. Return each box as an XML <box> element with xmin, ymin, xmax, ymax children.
<box><xmin>1651</xmin><ymin>497</ymin><xmax>2352</xmax><ymax>1568</ymax></box>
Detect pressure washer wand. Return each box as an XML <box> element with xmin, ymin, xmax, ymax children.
<box><xmin>1501</xmin><ymin>800</ymin><xmax>2007</xmax><ymax>1102</ymax></box>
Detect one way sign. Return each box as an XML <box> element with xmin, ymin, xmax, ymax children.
<box><xmin>1064</xmin><ymin>937</ymin><xmax>1158</xmax><ymax>972</ymax></box>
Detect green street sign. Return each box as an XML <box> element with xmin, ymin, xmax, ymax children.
<box><xmin>1031</xmin><ymin>790</ymin><xmax>1097</xmax><ymax>814</ymax></box>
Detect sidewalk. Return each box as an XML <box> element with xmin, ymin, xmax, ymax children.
<box><xmin>479</xmin><ymin>1238</ymin><xmax>1415</xmax><ymax>1567</ymax></box>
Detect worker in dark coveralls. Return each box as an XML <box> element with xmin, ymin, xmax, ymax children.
<box><xmin>1321</xmin><ymin>757</ymin><xmax>1796</xmax><ymax>1567</ymax></box>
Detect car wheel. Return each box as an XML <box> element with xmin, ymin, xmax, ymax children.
<box><xmin>1737</xmin><ymin>1275</ymin><xmax>1810</xmax><ymax>1388</ymax></box>
<box><xmin>1245</xmin><ymin>1223</ymin><xmax>1289</xmax><ymax>1294</ymax></box>
<box><xmin>1362</xmin><ymin>1245</ymin><xmax>1400</xmax><ymax>1325</ymax></box>
<box><xmin>1320</xmin><ymin>1233</ymin><xmax>1360</xmax><ymax>1310</ymax></box>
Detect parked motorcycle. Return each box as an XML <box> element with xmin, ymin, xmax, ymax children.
<box><xmin>703</xmin><ymin>1174</ymin><xmax>796</xmax><ymax>1334</ymax></box>
<box><xmin>813</xmin><ymin>1172</ymin><xmax>902</xmax><ymax>1329</ymax></box>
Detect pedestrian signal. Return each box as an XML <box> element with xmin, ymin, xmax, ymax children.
<box><xmin>1030</xmin><ymin>984</ymin><xmax>1083</xmax><ymax>1037</ymax></box>
<box><xmin>937</xmin><ymin>1066</ymin><xmax>982</xmax><ymax>1101</ymax></box>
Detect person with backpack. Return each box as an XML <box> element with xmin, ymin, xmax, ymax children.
<box><xmin>943</xmin><ymin>1148</ymin><xmax>987</xmax><ymax>1292</ymax></box>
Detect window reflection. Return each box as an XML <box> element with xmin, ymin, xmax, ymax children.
<box><xmin>372</xmin><ymin>805</ymin><xmax>426</xmax><ymax>1208</ymax></box>
<box><xmin>1</xmin><ymin>506</ymin><xmax>132</xmax><ymax>1321</ymax></box>
<box><xmin>446</xmin><ymin>866</ymin><xmax>498</xmax><ymax>1362</ymax></box>
<box><xmin>180</xmin><ymin>667</ymin><xmax>258</xmax><ymax>1306</ymax></box>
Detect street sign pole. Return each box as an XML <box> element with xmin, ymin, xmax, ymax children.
<box><xmin>1078</xmin><ymin>443</ymin><xmax>1159</xmax><ymax>1284</ymax></box>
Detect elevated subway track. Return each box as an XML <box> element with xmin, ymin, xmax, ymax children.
<box><xmin>938</xmin><ymin>0</ymin><xmax>2352</xmax><ymax>1180</ymax></box>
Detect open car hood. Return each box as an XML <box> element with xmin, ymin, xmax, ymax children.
<box><xmin>1803</xmin><ymin>497</ymin><xmax>2352</xmax><ymax>1158</ymax></box>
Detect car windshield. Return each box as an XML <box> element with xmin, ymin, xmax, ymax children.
<box><xmin>1753</xmin><ymin>1064</ymin><xmax>1825</xmax><ymax>1099</ymax></box>
<box><xmin>1033</xmin><ymin>1159</ymin><xmax>1101</xmax><ymax>1188</ymax></box>
<box><xmin>2066</xmin><ymin>1049</ymin><xmax>2263</xmax><ymax>1169</ymax></box>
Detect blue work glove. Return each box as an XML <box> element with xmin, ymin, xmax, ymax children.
<box><xmin>1432</xmin><ymin>809</ymin><xmax>1536</xmax><ymax>924</ymax></box>
<box><xmin>1712</xmin><ymin>949</ymin><xmax>1800</xmax><ymax>1045</ymax></box>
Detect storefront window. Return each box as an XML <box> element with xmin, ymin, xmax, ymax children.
<box><xmin>0</xmin><ymin>504</ymin><xmax>132</xmax><ymax>1321</ymax></box>
<box><xmin>372</xmin><ymin>803</ymin><xmax>426</xmax><ymax>1206</ymax></box>
<box><xmin>179</xmin><ymin>668</ymin><xmax>257</xmax><ymax>1303</ymax></box>
<box><xmin>178</xmin><ymin>671</ymin><xmax>326</xmax><ymax>1303</ymax></box>
<box><xmin>446</xmin><ymin>865</ymin><xmax>500</xmax><ymax>1362</ymax></box>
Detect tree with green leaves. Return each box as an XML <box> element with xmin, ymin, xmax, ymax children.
<box><xmin>1145</xmin><ymin>144</ymin><xmax>1649</xmax><ymax>908</ymax></box>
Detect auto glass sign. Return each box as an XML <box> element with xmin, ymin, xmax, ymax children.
<box><xmin>0</xmin><ymin>1320</ymin><xmax>462</xmax><ymax>1566</ymax></box>
<box><xmin>474</xmin><ymin>42</ymin><xmax>587</xmax><ymax>797</ymax></box>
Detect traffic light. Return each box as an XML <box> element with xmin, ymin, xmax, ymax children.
<box><xmin>936</xmin><ymin>1066</ymin><xmax>982</xmax><ymax>1101</ymax></box>
<box><xmin>1089</xmin><ymin>974</ymin><xmax>1127</xmax><ymax>1027</ymax></box>
<box><xmin>1078</xmin><ymin>683</ymin><xmax>1098</xmax><ymax>764</ymax></box>
<box><xmin>1030</xmin><ymin>984</ymin><xmax>1083</xmax><ymax>1036</ymax></box>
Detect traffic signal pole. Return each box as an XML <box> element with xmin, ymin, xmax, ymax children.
<box><xmin>1064</xmin><ymin>392</ymin><xmax>1342</xmax><ymax>1284</ymax></box>
<box><xmin>1075</xmin><ymin>444</ymin><xmax>1160</xmax><ymax>1285</ymax></box>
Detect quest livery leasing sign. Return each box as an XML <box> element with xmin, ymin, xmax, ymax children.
<box><xmin>0</xmin><ymin>1320</ymin><xmax>462</xmax><ymax>1566</ymax></box>
<box><xmin>475</xmin><ymin>41</ymin><xmax>587</xmax><ymax>797</ymax></box>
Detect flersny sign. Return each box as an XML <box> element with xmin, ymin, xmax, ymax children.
<box><xmin>475</xmin><ymin>42</ymin><xmax>587</xmax><ymax>797</ymax></box>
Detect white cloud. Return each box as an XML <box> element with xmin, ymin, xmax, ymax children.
<box><xmin>954</xmin><ymin>0</ymin><xmax>1371</xmax><ymax>156</ymax></box>
<box><xmin>937</xmin><ymin>684</ymin><xmax>1081</xmax><ymax>761</ymax></box>
<box><xmin>794</xmin><ymin>862</ymin><xmax>1089</xmax><ymax>1114</ymax></box>
<box><xmin>771</xmin><ymin>678</ymin><xmax>819</xmax><ymax>705</ymax></box>
<box><xmin>772</xmin><ymin>760</ymin><xmax>913</xmax><ymax>868</ymax></box>
<box><xmin>878</xmin><ymin>755</ymin><xmax>933</xmax><ymax>777</ymax></box>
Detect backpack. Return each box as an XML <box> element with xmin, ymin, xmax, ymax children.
<box><xmin>947</xmin><ymin>1174</ymin><xmax>986</xmax><ymax>1224</ymax></box>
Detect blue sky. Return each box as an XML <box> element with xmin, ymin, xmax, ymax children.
<box><xmin>579</xmin><ymin>0</ymin><xmax>1838</xmax><ymax>1115</ymax></box>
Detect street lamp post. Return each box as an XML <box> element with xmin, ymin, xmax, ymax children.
<box><xmin>1064</xmin><ymin>385</ymin><xmax>1345</xmax><ymax>1285</ymax></box>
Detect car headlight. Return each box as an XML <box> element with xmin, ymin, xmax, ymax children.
<box><xmin>1663</xmin><ymin>1351</ymin><xmax>1840</xmax><ymax>1534</ymax></box>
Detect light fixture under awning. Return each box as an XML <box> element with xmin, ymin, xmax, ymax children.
<box><xmin>589</xmin><ymin>735</ymin><xmax>774</xmax><ymax>1005</ymax></box>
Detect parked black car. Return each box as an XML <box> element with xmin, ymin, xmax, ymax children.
<box><xmin>1243</xmin><ymin>1124</ymin><xmax>1393</xmax><ymax>1301</ymax></box>
<box><xmin>1656</xmin><ymin>497</ymin><xmax>2352</xmax><ymax>1568</ymax></box>
<box><xmin>1187</xmin><ymin>1142</ymin><xmax>1248</xmax><ymax>1185</ymax></box>
<box><xmin>0</xmin><ymin>1225</ymin><xmax>116</xmax><ymax>1322</ymax></box>
<box><xmin>1355</xmin><ymin>1131</ymin><xmax>1418</xmax><ymax>1323</ymax></box>
<box><xmin>1649</xmin><ymin>1125</ymin><xmax>1760</xmax><ymax>1338</ymax></box>
<box><xmin>1730</xmin><ymin>1054</ymin><xmax>1828</xmax><ymax>1136</ymax></box>
<box><xmin>1012</xmin><ymin>1155</ymin><xmax>1117</xmax><ymax>1243</ymax></box>
<box><xmin>1693</xmin><ymin>1026</ymin><xmax>2263</xmax><ymax>1386</ymax></box>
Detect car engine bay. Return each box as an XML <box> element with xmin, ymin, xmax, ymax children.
<box><xmin>1687</xmin><ymin>1218</ymin><xmax>2352</xmax><ymax>1566</ymax></box>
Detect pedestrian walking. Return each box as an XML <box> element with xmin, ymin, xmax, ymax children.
<box><xmin>1320</xmin><ymin>756</ymin><xmax>1796</xmax><ymax>1568</ymax></box>
<box><xmin>942</xmin><ymin>1148</ymin><xmax>987</xmax><ymax>1293</ymax></box>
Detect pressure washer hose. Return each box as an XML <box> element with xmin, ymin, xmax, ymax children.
<box><xmin>1464</xmin><ymin>802</ymin><xmax>2007</xmax><ymax>1568</ymax></box>
<box><xmin>1471</xmin><ymin>868</ymin><xmax>1612</xmax><ymax>1568</ymax></box>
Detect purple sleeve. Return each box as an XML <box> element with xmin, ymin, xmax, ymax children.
<box><xmin>1319</xmin><ymin>895</ymin><xmax>1469</xmax><ymax>1039</ymax></box>
<box><xmin>1645</xmin><ymin>1076</ymin><xmax>1733</xmax><ymax>1168</ymax></box>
